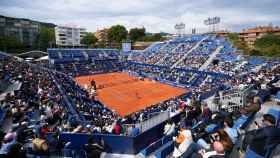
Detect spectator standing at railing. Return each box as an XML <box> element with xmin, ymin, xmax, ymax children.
<box><xmin>190</xmin><ymin>95</ymin><xmax>200</xmax><ymax>107</ymax></box>
<box><xmin>213</xmin><ymin>91</ymin><xmax>220</xmax><ymax>110</ymax></box>
<box><xmin>201</xmin><ymin>103</ymin><xmax>212</xmax><ymax>122</ymax></box>
<box><xmin>240</xmin><ymin>96</ymin><xmax>261</xmax><ymax>115</ymax></box>
<box><xmin>163</xmin><ymin>119</ymin><xmax>175</xmax><ymax>137</ymax></box>
<box><xmin>188</xmin><ymin>103</ymin><xmax>202</xmax><ymax>123</ymax></box>
<box><xmin>40</xmin><ymin>124</ymin><xmax>50</xmax><ymax>138</ymax></box>
<box><xmin>179</xmin><ymin>99</ymin><xmax>187</xmax><ymax>111</ymax></box>
<box><xmin>112</xmin><ymin>120</ymin><xmax>122</xmax><ymax>135</ymax></box>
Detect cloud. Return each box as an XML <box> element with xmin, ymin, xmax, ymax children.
<box><xmin>0</xmin><ymin>0</ymin><xmax>279</xmax><ymax>33</ymax></box>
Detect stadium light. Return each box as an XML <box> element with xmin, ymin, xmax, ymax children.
<box><xmin>175</xmin><ymin>23</ymin><xmax>186</xmax><ymax>37</ymax></box>
<box><xmin>204</xmin><ymin>17</ymin><xmax>221</xmax><ymax>33</ymax></box>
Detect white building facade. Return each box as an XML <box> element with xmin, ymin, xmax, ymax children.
<box><xmin>55</xmin><ymin>25</ymin><xmax>86</xmax><ymax>46</ymax></box>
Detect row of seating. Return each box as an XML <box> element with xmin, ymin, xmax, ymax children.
<box><xmin>48</xmin><ymin>48</ymin><xmax>120</xmax><ymax>64</ymax></box>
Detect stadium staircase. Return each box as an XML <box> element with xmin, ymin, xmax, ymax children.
<box><xmin>58</xmin><ymin>51</ymin><xmax>62</xmax><ymax>59</ymax></box>
<box><xmin>51</xmin><ymin>73</ymin><xmax>85</xmax><ymax>123</ymax></box>
<box><xmin>199</xmin><ymin>46</ymin><xmax>224</xmax><ymax>71</ymax></box>
<box><xmin>128</xmin><ymin>52</ymin><xmax>134</xmax><ymax>60</ymax></box>
<box><xmin>171</xmin><ymin>36</ymin><xmax>209</xmax><ymax>69</ymax></box>
<box><xmin>82</xmin><ymin>51</ymin><xmax>89</xmax><ymax>60</ymax></box>
<box><xmin>155</xmin><ymin>53</ymin><xmax>169</xmax><ymax>65</ymax></box>
<box><xmin>155</xmin><ymin>43</ymin><xmax>186</xmax><ymax>65</ymax></box>
<box><xmin>73</xmin><ymin>64</ymin><xmax>78</xmax><ymax>72</ymax></box>
<box><xmin>155</xmin><ymin>42</ymin><xmax>182</xmax><ymax>65</ymax></box>
<box><xmin>143</xmin><ymin>42</ymin><xmax>160</xmax><ymax>52</ymax></box>
<box><xmin>189</xmin><ymin>74</ymin><xmax>207</xmax><ymax>87</ymax></box>
<box><xmin>147</xmin><ymin>42</ymin><xmax>169</xmax><ymax>64</ymax></box>
<box><xmin>253</xmin><ymin>65</ymin><xmax>263</xmax><ymax>73</ymax></box>
<box><xmin>158</xmin><ymin>42</ymin><xmax>170</xmax><ymax>53</ymax></box>
<box><xmin>272</xmin><ymin>63</ymin><xmax>280</xmax><ymax>71</ymax></box>
<box><xmin>167</xmin><ymin>42</ymin><xmax>185</xmax><ymax>56</ymax></box>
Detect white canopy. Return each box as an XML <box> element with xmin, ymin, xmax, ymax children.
<box><xmin>35</xmin><ymin>56</ymin><xmax>49</xmax><ymax>61</ymax></box>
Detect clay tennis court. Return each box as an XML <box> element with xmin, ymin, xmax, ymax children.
<box><xmin>75</xmin><ymin>72</ymin><xmax>187</xmax><ymax>116</ymax></box>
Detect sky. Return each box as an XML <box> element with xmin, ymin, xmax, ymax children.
<box><xmin>0</xmin><ymin>0</ymin><xmax>279</xmax><ymax>34</ymax></box>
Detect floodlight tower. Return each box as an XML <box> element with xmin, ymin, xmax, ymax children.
<box><xmin>175</xmin><ymin>23</ymin><xmax>186</xmax><ymax>37</ymax></box>
<box><xmin>204</xmin><ymin>17</ymin><xmax>221</xmax><ymax>33</ymax></box>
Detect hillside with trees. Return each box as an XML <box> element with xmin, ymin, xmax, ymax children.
<box><xmin>253</xmin><ymin>33</ymin><xmax>280</xmax><ymax>57</ymax></box>
<box><xmin>227</xmin><ymin>33</ymin><xmax>250</xmax><ymax>54</ymax></box>
<box><xmin>227</xmin><ymin>33</ymin><xmax>280</xmax><ymax>57</ymax></box>
<box><xmin>81</xmin><ymin>32</ymin><xmax>98</xmax><ymax>48</ymax></box>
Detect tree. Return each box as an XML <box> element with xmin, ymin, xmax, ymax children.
<box><xmin>254</xmin><ymin>33</ymin><xmax>280</xmax><ymax>57</ymax></box>
<box><xmin>36</xmin><ymin>26</ymin><xmax>55</xmax><ymax>51</ymax></box>
<box><xmin>81</xmin><ymin>32</ymin><xmax>98</xmax><ymax>48</ymax></box>
<box><xmin>142</xmin><ymin>33</ymin><xmax>165</xmax><ymax>42</ymax></box>
<box><xmin>0</xmin><ymin>36</ymin><xmax>24</xmax><ymax>53</ymax></box>
<box><xmin>227</xmin><ymin>33</ymin><xmax>250</xmax><ymax>54</ymax></box>
<box><xmin>97</xmin><ymin>41</ymin><xmax>106</xmax><ymax>48</ymax></box>
<box><xmin>108</xmin><ymin>25</ymin><xmax>128</xmax><ymax>46</ymax></box>
<box><xmin>129</xmin><ymin>27</ymin><xmax>145</xmax><ymax>42</ymax></box>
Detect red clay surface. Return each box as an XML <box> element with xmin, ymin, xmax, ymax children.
<box><xmin>75</xmin><ymin>72</ymin><xmax>187</xmax><ymax>116</ymax></box>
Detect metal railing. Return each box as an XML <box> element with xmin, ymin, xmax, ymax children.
<box><xmin>123</xmin><ymin>111</ymin><xmax>171</xmax><ymax>134</ymax></box>
<box><xmin>212</xmin><ymin>85</ymin><xmax>254</xmax><ymax>112</ymax></box>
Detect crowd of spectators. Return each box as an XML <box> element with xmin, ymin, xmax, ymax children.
<box><xmin>163</xmin><ymin>95</ymin><xmax>280</xmax><ymax>158</ymax></box>
<box><xmin>1</xmin><ymin>55</ymin><xmax>235</xmax><ymax>157</ymax></box>
<box><xmin>53</xmin><ymin>59</ymin><xmax>122</xmax><ymax>77</ymax></box>
<box><xmin>0</xmin><ymin>58</ymin><xmax>70</xmax><ymax>157</ymax></box>
<box><xmin>176</xmin><ymin>37</ymin><xmax>219</xmax><ymax>69</ymax></box>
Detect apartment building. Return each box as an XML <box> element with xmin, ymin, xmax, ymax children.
<box><xmin>55</xmin><ymin>25</ymin><xmax>86</xmax><ymax>46</ymax></box>
<box><xmin>0</xmin><ymin>15</ymin><xmax>55</xmax><ymax>47</ymax></box>
<box><xmin>239</xmin><ymin>26</ymin><xmax>280</xmax><ymax>48</ymax></box>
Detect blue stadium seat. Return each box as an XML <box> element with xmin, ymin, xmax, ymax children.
<box><xmin>154</xmin><ymin>141</ymin><xmax>174</xmax><ymax>158</ymax></box>
<box><xmin>233</xmin><ymin>115</ymin><xmax>249</xmax><ymax>129</ymax></box>
<box><xmin>267</xmin><ymin>108</ymin><xmax>280</xmax><ymax>127</ymax></box>
<box><xmin>205</xmin><ymin>124</ymin><xmax>219</xmax><ymax>133</ymax></box>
